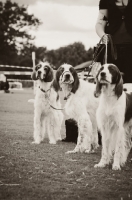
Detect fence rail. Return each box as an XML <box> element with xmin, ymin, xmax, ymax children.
<box><xmin>0</xmin><ymin>65</ymin><xmax>32</xmax><ymax>70</ymax></box>
<box><xmin>0</xmin><ymin>71</ymin><xmax>31</xmax><ymax>75</ymax></box>
<box><xmin>0</xmin><ymin>64</ymin><xmax>33</xmax><ymax>87</ymax></box>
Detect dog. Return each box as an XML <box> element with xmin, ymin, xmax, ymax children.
<box><xmin>52</xmin><ymin>63</ymin><xmax>99</xmax><ymax>153</ymax></box>
<box><xmin>94</xmin><ymin>63</ymin><xmax>132</xmax><ymax>170</ymax></box>
<box><xmin>31</xmin><ymin>61</ymin><xmax>63</xmax><ymax>144</ymax></box>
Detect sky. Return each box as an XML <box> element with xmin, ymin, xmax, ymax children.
<box><xmin>2</xmin><ymin>0</ymin><xmax>100</xmax><ymax>50</ymax></box>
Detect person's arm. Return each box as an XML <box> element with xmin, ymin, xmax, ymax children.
<box><xmin>95</xmin><ymin>9</ymin><xmax>108</xmax><ymax>41</ymax></box>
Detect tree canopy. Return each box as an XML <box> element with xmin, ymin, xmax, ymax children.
<box><xmin>46</xmin><ymin>42</ymin><xmax>93</xmax><ymax>69</ymax></box>
<box><xmin>0</xmin><ymin>0</ymin><xmax>41</xmax><ymax>64</ymax></box>
<box><xmin>0</xmin><ymin>0</ymin><xmax>93</xmax><ymax>68</ymax></box>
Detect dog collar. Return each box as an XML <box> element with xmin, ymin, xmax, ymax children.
<box><xmin>39</xmin><ymin>86</ymin><xmax>50</xmax><ymax>93</ymax></box>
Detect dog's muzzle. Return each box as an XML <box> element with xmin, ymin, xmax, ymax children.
<box><xmin>99</xmin><ymin>72</ymin><xmax>110</xmax><ymax>83</ymax></box>
<box><xmin>37</xmin><ymin>71</ymin><xmax>46</xmax><ymax>80</ymax></box>
<box><xmin>60</xmin><ymin>71</ymin><xmax>74</xmax><ymax>84</ymax></box>
<box><xmin>37</xmin><ymin>71</ymin><xmax>41</xmax><ymax>79</ymax></box>
<box><xmin>100</xmin><ymin>72</ymin><xmax>106</xmax><ymax>78</ymax></box>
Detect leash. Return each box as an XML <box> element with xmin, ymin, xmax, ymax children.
<box><xmin>87</xmin><ymin>35</ymin><xmax>106</xmax><ymax>77</ymax></box>
<box><xmin>47</xmin><ymin>99</ymin><xmax>65</xmax><ymax>111</ymax></box>
<box><xmin>105</xmin><ymin>34</ymin><xmax>108</xmax><ymax>64</ymax></box>
<box><xmin>39</xmin><ymin>86</ymin><xmax>65</xmax><ymax>111</ymax></box>
<box><xmin>39</xmin><ymin>86</ymin><xmax>50</xmax><ymax>93</ymax></box>
<box><xmin>86</xmin><ymin>34</ymin><xmax>117</xmax><ymax>79</ymax></box>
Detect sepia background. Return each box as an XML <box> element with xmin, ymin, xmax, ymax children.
<box><xmin>0</xmin><ymin>0</ymin><xmax>99</xmax><ymax>69</ymax></box>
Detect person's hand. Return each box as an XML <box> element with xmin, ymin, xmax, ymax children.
<box><xmin>102</xmin><ymin>34</ymin><xmax>109</xmax><ymax>44</ymax></box>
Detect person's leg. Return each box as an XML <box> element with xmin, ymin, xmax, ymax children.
<box><xmin>114</xmin><ymin>45</ymin><xmax>132</xmax><ymax>83</ymax></box>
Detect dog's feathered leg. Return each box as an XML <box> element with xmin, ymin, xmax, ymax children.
<box><xmin>94</xmin><ymin>130</ymin><xmax>110</xmax><ymax>168</ymax></box>
<box><xmin>47</xmin><ymin>115</ymin><xmax>57</xmax><ymax>144</ymax></box>
<box><xmin>112</xmin><ymin>127</ymin><xmax>125</xmax><ymax>170</ymax></box>
<box><xmin>32</xmin><ymin>108</ymin><xmax>42</xmax><ymax>144</ymax></box>
<box><xmin>53</xmin><ymin>111</ymin><xmax>63</xmax><ymax>141</ymax></box>
<box><xmin>89</xmin><ymin>111</ymin><xmax>99</xmax><ymax>151</ymax></box>
<box><xmin>66</xmin><ymin>113</ymin><xmax>93</xmax><ymax>154</ymax></box>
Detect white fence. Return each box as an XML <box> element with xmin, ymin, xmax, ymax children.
<box><xmin>0</xmin><ymin>64</ymin><xmax>33</xmax><ymax>89</ymax></box>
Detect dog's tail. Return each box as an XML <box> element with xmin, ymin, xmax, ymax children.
<box><xmin>28</xmin><ymin>99</ymin><xmax>35</xmax><ymax>103</ymax></box>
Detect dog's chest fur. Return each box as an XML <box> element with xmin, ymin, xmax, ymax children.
<box><xmin>97</xmin><ymin>92</ymin><xmax>126</xmax><ymax>129</ymax></box>
<box><xmin>34</xmin><ymin>80</ymin><xmax>53</xmax><ymax>113</ymax></box>
<box><xmin>65</xmin><ymin>94</ymin><xmax>83</xmax><ymax>120</ymax></box>
<box><xmin>35</xmin><ymin>90</ymin><xmax>50</xmax><ymax>112</ymax></box>
<box><xmin>64</xmin><ymin>80</ymin><xmax>98</xmax><ymax>120</ymax></box>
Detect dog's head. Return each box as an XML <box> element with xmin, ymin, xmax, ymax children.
<box><xmin>31</xmin><ymin>61</ymin><xmax>53</xmax><ymax>82</ymax></box>
<box><xmin>53</xmin><ymin>63</ymin><xmax>80</xmax><ymax>94</ymax></box>
<box><xmin>94</xmin><ymin>63</ymin><xmax>123</xmax><ymax>98</ymax></box>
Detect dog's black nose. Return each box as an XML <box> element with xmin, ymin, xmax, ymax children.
<box><xmin>65</xmin><ymin>74</ymin><xmax>70</xmax><ymax>79</ymax></box>
<box><xmin>100</xmin><ymin>72</ymin><xmax>106</xmax><ymax>77</ymax></box>
<box><xmin>38</xmin><ymin>71</ymin><xmax>41</xmax><ymax>75</ymax></box>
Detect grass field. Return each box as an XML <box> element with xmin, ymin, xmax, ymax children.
<box><xmin>0</xmin><ymin>89</ymin><xmax>132</xmax><ymax>200</ymax></box>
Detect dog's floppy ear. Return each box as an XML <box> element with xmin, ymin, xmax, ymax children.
<box><xmin>71</xmin><ymin>68</ymin><xmax>80</xmax><ymax>93</ymax></box>
<box><xmin>52</xmin><ymin>69</ymin><xmax>61</xmax><ymax>92</ymax></box>
<box><xmin>94</xmin><ymin>78</ymin><xmax>102</xmax><ymax>98</ymax></box>
<box><xmin>31</xmin><ymin>63</ymin><xmax>41</xmax><ymax>80</ymax></box>
<box><xmin>94</xmin><ymin>67</ymin><xmax>103</xmax><ymax>98</ymax></box>
<box><xmin>31</xmin><ymin>71</ymin><xmax>37</xmax><ymax>80</ymax></box>
<box><xmin>45</xmin><ymin>67</ymin><xmax>54</xmax><ymax>82</ymax></box>
<box><xmin>114</xmin><ymin>72</ymin><xmax>123</xmax><ymax>98</ymax></box>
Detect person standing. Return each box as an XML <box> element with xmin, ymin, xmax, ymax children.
<box><xmin>95</xmin><ymin>0</ymin><xmax>132</xmax><ymax>83</ymax></box>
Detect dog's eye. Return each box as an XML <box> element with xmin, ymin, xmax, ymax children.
<box><xmin>59</xmin><ymin>67</ymin><xmax>64</xmax><ymax>73</ymax></box>
<box><xmin>69</xmin><ymin>67</ymin><xmax>74</xmax><ymax>74</ymax></box>
<box><xmin>44</xmin><ymin>65</ymin><xmax>49</xmax><ymax>71</ymax></box>
<box><xmin>100</xmin><ymin>66</ymin><xmax>104</xmax><ymax>71</ymax></box>
<box><xmin>35</xmin><ymin>65</ymin><xmax>41</xmax><ymax>71</ymax></box>
<box><xmin>108</xmin><ymin>66</ymin><xmax>116</xmax><ymax>74</ymax></box>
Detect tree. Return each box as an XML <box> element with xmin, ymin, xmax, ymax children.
<box><xmin>18</xmin><ymin>46</ymin><xmax>47</xmax><ymax>67</ymax></box>
<box><xmin>0</xmin><ymin>0</ymin><xmax>41</xmax><ymax>65</ymax></box>
<box><xmin>46</xmin><ymin>42</ymin><xmax>93</xmax><ymax>69</ymax></box>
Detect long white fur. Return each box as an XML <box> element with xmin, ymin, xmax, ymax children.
<box><xmin>53</xmin><ymin>64</ymin><xmax>99</xmax><ymax>153</ymax></box>
<box><xmin>94</xmin><ymin>64</ymin><xmax>132</xmax><ymax>170</ymax></box>
<box><xmin>32</xmin><ymin>62</ymin><xmax>63</xmax><ymax>144</ymax></box>
<box><xmin>65</xmin><ymin>80</ymin><xmax>99</xmax><ymax>153</ymax></box>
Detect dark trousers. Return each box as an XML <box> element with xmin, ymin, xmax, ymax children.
<box><xmin>97</xmin><ymin>44</ymin><xmax>132</xmax><ymax>83</ymax></box>
<box><xmin>107</xmin><ymin>44</ymin><xmax>132</xmax><ymax>83</ymax></box>
<box><xmin>63</xmin><ymin>119</ymin><xmax>78</xmax><ymax>144</ymax></box>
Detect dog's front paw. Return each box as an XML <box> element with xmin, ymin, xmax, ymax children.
<box><xmin>112</xmin><ymin>164</ymin><xmax>121</xmax><ymax>170</ymax></box>
<box><xmin>65</xmin><ymin>149</ymin><xmax>78</xmax><ymax>154</ymax></box>
<box><xmin>56</xmin><ymin>137</ymin><xmax>62</xmax><ymax>141</ymax></box>
<box><xmin>94</xmin><ymin>162</ymin><xmax>106</xmax><ymax>168</ymax></box>
<box><xmin>32</xmin><ymin>141</ymin><xmax>41</xmax><ymax>144</ymax></box>
<box><xmin>49</xmin><ymin>140</ymin><xmax>56</xmax><ymax>145</ymax></box>
<box><xmin>92</xmin><ymin>143</ymin><xmax>99</xmax><ymax>150</ymax></box>
<box><xmin>85</xmin><ymin>149</ymin><xmax>94</xmax><ymax>153</ymax></box>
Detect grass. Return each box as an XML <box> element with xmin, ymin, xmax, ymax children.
<box><xmin>0</xmin><ymin>89</ymin><xmax>132</xmax><ymax>200</ymax></box>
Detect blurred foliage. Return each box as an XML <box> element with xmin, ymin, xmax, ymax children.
<box><xmin>0</xmin><ymin>0</ymin><xmax>41</xmax><ymax>65</ymax></box>
<box><xmin>0</xmin><ymin>0</ymin><xmax>94</xmax><ymax>68</ymax></box>
<box><xmin>45</xmin><ymin>42</ymin><xmax>93</xmax><ymax>69</ymax></box>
